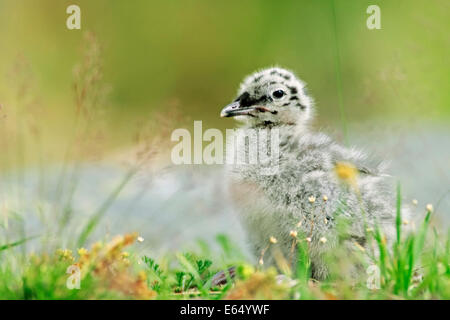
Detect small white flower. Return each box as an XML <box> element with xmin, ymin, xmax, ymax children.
<box><xmin>289</xmin><ymin>230</ymin><xmax>298</xmax><ymax>238</ymax></box>
<box><xmin>426</xmin><ymin>204</ymin><xmax>433</xmax><ymax>212</ymax></box>
<box><xmin>319</xmin><ymin>237</ymin><xmax>327</xmax><ymax>244</ymax></box>
<box><xmin>412</xmin><ymin>199</ymin><xmax>418</xmax><ymax>206</ymax></box>
<box><xmin>259</xmin><ymin>258</ymin><xmax>264</xmax><ymax>265</ymax></box>
<box><xmin>305</xmin><ymin>237</ymin><xmax>312</xmax><ymax>243</ymax></box>
<box><xmin>269</xmin><ymin>236</ymin><xmax>277</xmax><ymax>244</ymax></box>
<box><xmin>402</xmin><ymin>219</ymin><xmax>409</xmax><ymax>225</ymax></box>
<box><xmin>308</xmin><ymin>196</ymin><xmax>316</xmax><ymax>203</ymax></box>
<box><xmin>137</xmin><ymin>236</ymin><xmax>144</xmax><ymax>243</ymax></box>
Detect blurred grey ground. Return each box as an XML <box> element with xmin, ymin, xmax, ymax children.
<box><xmin>1</xmin><ymin>121</ymin><xmax>449</xmax><ymax>256</ymax></box>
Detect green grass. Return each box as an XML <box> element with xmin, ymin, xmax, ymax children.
<box><xmin>0</xmin><ymin>191</ymin><xmax>448</xmax><ymax>300</ymax></box>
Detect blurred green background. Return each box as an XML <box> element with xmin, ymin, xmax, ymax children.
<box><xmin>0</xmin><ymin>0</ymin><xmax>448</xmax><ymax>138</ymax></box>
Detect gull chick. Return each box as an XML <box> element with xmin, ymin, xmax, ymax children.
<box><xmin>220</xmin><ymin>67</ymin><xmax>403</xmax><ymax>280</ymax></box>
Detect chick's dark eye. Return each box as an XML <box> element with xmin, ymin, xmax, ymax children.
<box><xmin>272</xmin><ymin>90</ymin><xmax>285</xmax><ymax>99</ymax></box>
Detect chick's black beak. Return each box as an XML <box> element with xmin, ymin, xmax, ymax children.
<box><xmin>220</xmin><ymin>101</ymin><xmax>255</xmax><ymax>118</ymax></box>
<box><xmin>220</xmin><ymin>92</ymin><xmax>257</xmax><ymax>118</ymax></box>
<box><xmin>220</xmin><ymin>101</ymin><xmax>239</xmax><ymax>118</ymax></box>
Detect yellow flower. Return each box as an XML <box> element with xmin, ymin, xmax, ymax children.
<box><xmin>57</xmin><ymin>249</ymin><xmax>74</xmax><ymax>261</ymax></box>
<box><xmin>322</xmin><ymin>195</ymin><xmax>328</xmax><ymax>202</ymax></box>
<box><xmin>238</xmin><ymin>264</ymin><xmax>255</xmax><ymax>279</ymax></box>
<box><xmin>334</xmin><ymin>162</ymin><xmax>358</xmax><ymax>186</ymax></box>
<box><xmin>77</xmin><ymin>248</ymin><xmax>88</xmax><ymax>256</ymax></box>
<box><xmin>269</xmin><ymin>236</ymin><xmax>277</xmax><ymax>244</ymax></box>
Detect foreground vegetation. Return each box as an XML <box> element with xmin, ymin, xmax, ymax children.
<box><xmin>0</xmin><ymin>199</ymin><xmax>449</xmax><ymax>300</ymax></box>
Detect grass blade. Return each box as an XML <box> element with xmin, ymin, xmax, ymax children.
<box><xmin>76</xmin><ymin>167</ymin><xmax>137</xmax><ymax>247</ymax></box>
<box><xmin>0</xmin><ymin>235</ymin><xmax>39</xmax><ymax>252</ymax></box>
<box><xmin>395</xmin><ymin>182</ymin><xmax>402</xmax><ymax>244</ymax></box>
